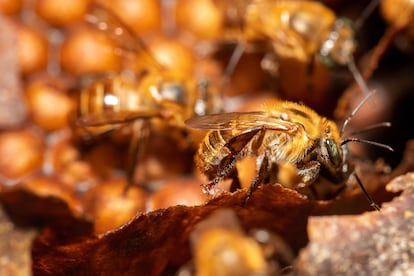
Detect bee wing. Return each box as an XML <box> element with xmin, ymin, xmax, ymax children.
<box><xmin>185</xmin><ymin>111</ymin><xmax>298</xmax><ymax>132</ymax></box>
<box><xmin>76</xmin><ymin>110</ymin><xmax>162</xmax><ymax>127</ymax></box>
<box><xmin>84</xmin><ymin>3</ymin><xmax>164</xmax><ymax>71</ymax></box>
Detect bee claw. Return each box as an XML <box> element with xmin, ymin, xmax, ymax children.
<box><xmin>371</xmin><ymin>202</ymin><xmax>382</xmax><ymax>212</ymax></box>
<box><xmin>243</xmin><ymin>194</ymin><xmax>251</xmax><ymax>206</ymax></box>
<box><xmin>201</xmin><ymin>183</ymin><xmax>216</xmax><ymax>195</ymax></box>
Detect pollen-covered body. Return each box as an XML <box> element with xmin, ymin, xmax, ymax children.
<box><xmin>187</xmin><ymin>100</ymin><xmax>343</xmax><ymax>193</ymax></box>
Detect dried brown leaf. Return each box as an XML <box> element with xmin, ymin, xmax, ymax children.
<box><xmin>0</xmin><ymin>182</ymin><xmax>93</xmax><ymax>243</ymax></box>
<box><xmin>28</xmin><ymin>153</ymin><xmax>406</xmax><ymax>275</ymax></box>
<box><xmin>5</xmin><ymin>142</ymin><xmax>414</xmax><ymax>275</ymax></box>
<box><xmin>32</xmin><ymin>185</ymin><xmax>315</xmax><ymax>275</ymax></box>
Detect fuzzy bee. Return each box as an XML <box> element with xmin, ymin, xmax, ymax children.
<box><xmin>73</xmin><ymin>4</ymin><xmax>222</xmax><ymax>188</ymax></box>
<box><xmin>212</xmin><ymin>0</ymin><xmax>380</xmax><ymax>108</ymax></box>
<box><xmin>185</xmin><ymin>93</ymin><xmax>391</xmax><ymax>210</ymax></box>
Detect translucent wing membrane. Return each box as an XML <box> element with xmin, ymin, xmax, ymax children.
<box><xmin>84</xmin><ymin>3</ymin><xmax>165</xmax><ymax>72</ymax></box>
<box><xmin>76</xmin><ymin>110</ymin><xmax>163</xmax><ymax>127</ymax></box>
<box><xmin>185</xmin><ymin>111</ymin><xmax>297</xmax><ymax>132</ymax></box>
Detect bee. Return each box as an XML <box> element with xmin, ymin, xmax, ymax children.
<box><xmin>185</xmin><ymin>92</ymin><xmax>392</xmax><ymax>210</ymax></box>
<box><xmin>213</xmin><ymin>0</ymin><xmax>377</xmax><ymax>110</ymax></box>
<box><xmin>74</xmin><ymin>4</ymin><xmax>222</xmax><ymax>187</ymax></box>
<box><xmin>76</xmin><ymin>73</ymin><xmax>220</xmax><ymax>131</ymax></box>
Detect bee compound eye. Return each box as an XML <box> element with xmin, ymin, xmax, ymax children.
<box><xmin>325</xmin><ymin>139</ymin><xmax>341</xmax><ymax>168</ymax></box>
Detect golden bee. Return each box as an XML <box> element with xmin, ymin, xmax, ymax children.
<box><xmin>78</xmin><ymin>4</ymin><xmax>222</xmax><ymax>124</ymax></box>
<box><xmin>213</xmin><ymin>0</ymin><xmax>374</xmax><ymax>110</ymax></box>
<box><xmin>185</xmin><ymin>94</ymin><xmax>391</xmax><ymax>208</ymax></box>
<box><xmin>186</xmin><ymin>100</ymin><xmax>344</xmax><ymax>197</ymax></box>
<box><xmin>76</xmin><ymin>73</ymin><xmax>221</xmax><ymax>131</ymax></box>
<box><xmin>74</xmin><ymin>4</ymin><xmax>222</xmax><ymax>186</ymax></box>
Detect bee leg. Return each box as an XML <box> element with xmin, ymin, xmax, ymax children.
<box><xmin>229</xmin><ymin>168</ymin><xmax>241</xmax><ymax>192</ymax></box>
<box><xmin>125</xmin><ymin>119</ymin><xmax>150</xmax><ymax>193</ymax></box>
<box><xmin>353</xmin><ymin>172</ymin><xmax>381</xmax><ymax>212</ymax></box>
<box><xmin>203</xmin><ymin>127</ymin><xmax>264</xmax><ymax>195</ymax></box>
<box><xmin>219</xmin><ymin>42</ymin><xmax>245</xmax><ymax>96</ymax></box>
<box><xmin>202</xmin><ymin>154</ymin><xmax>239</xmax><ymax>194</ymax></box>
<box><xmin>296</xmin><ymin>161</ymin><xmax>321</xmax><ymax>186</ymax></box>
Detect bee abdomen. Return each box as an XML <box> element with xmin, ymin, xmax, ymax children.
<box><xmin>195</xmin><ymin>131</ymin><xmax>231</xmax><ymax>179</ymax></box>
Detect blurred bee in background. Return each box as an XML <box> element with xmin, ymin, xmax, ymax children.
<box><xmin>73</xmin><ymin>4</ymin><xmax>222</xmax><ymax>188</ymax></box>
<box><xmin>210</xmin><ymin>0</ymin><xmax>380</xmax><ymax>113</ymax></box>
<box><xmin>186</xmin><ymin>92</ymin><xmax>392</xmax><ymax>210</ymax></box>
<box><xmin>334</xmin><ymin>0</ymin><xmax>414</xmax><ymax>163</ymax></box>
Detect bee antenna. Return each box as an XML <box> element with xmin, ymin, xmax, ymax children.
<box><xmin>219</xmin><ymin>43</ymin><xmax>246</xmax><ymax>98</ymax></box>
<box><xmin>353</xmin><ymin>0</ymin><xmax>381</xmax><ymax>31</ymax></box>
<box><xmin>352</xmin><ymin>172</ymin><xmax>381</xmax><ymax>212</ymax></box>
<box><xmin>346</xmin><ymin>121</ymin><xmax>391</xmax><ymax>136</ymax></box>
<box><xmin>341</xmin><ymin>137</ymin><xmax>394</xmax><ymax>152</ymax></box>
<box><xmin>347</xmin><ymin>56</ymin><xmax>372</xmax><ymax>97</ymax></box>
<box><xmin>340</xmin><ymin>90</ymin><xmax>376</xmax><ymax>137</ymax></box>
<box><xmin>345</xmin><ymin>0</ymin><xmax>381</xmax><ymax>96</ymax></box>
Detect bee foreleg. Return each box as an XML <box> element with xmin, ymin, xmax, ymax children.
<box><xmin>228</xmin><ymin>169</ymin><xmax>242</xmax><ymax>192</ymax></box>
<box><xmin>296</xmin><ymin>161</ymin><xmax>321</xmax><ymax>187</ymax></box>
<box><xmin>201</xmin><ymin>154</ymin><xmax>239</xmax><ymax>194</ymax></box>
